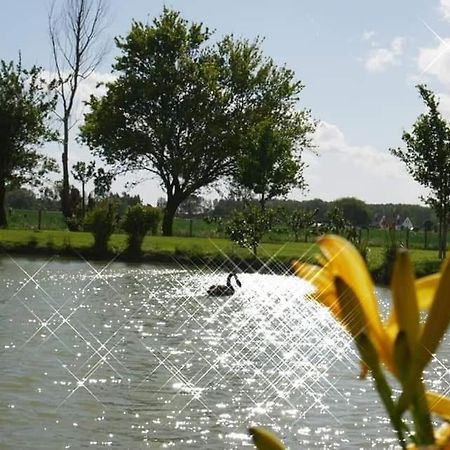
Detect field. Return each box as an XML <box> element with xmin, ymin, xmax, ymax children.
<box><xmin>0</xmin><ymin>228</ymin><xmax>442</xmax><ymax>278</ymax></box>
<box><xmin>1</xmin><ymin>208</ymin><xmax>444</xmax><ymax>278</ymax></box>
<box><xmin>6</xmin><ymin>208</ymin><xmax>442</xmax><ymax>250</ymax></box>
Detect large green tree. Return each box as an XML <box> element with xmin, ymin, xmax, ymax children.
<box><xmin>0</xmin><ymin>59</ymin><xmax>57</xmax><ymax>227</ymax></box>
<box><xmin>81</xmin><ymin>9</ymin><xmax>313</xmax><ymax>235</ymax></box>
<box><xmin>391</xmin><ymin>85</ymin><xmax>450</xmax><ymax>259</ymax></box>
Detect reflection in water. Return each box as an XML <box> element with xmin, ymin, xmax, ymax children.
<box><xmin>0</xmin><ymin>256</ymin><xmax>449</xmax><ymax>448</ymax></box>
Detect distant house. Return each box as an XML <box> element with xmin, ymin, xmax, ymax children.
<box><xmin>400</xmin><ymin>217</ymin><xmax>414</xmax><ymax>230</ymax></box>
<box><xmin>379</xmin><ymin>215</ymin><xmax>396</xmax><ymax>230</ymax></box>
<box><xmin>379</xmin><ymin>215</ymin><xmax>414</xmax><ymax>230</ymax></box>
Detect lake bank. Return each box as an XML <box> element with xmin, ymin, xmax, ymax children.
<box><xmin>0</xmin><ymin>228</ymin><xmax>443</xmax><ymax>282</ymax></box>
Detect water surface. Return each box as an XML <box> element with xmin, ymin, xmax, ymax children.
<box><xmin>0</xmin><ymin>255</ymin><xmax>448</xmax><ymax>449</ymax></box>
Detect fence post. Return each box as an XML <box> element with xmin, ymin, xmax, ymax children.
<box><xmin>189</xmin><ymin>218</ymin><xmax>193</xmax><ymax>237</ymax></box>
<box><xmin>405</xmin><ymin>228</ymin><xmax>410</xmax><ymax>249</ymax></box>
<box><xmin>38</xmin><ymin>209</ymin><xmax>42</xmax><ymax>231</ymax></box>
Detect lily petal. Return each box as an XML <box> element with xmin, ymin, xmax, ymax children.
<box><xmin>248</xmin><ymin>427</ymin><xmax>285</xmax><ymax>450</ymax></box>
<box><xmin>317</xmin><ymin>235</ymin><xmax>391</xmax><ymax>364</ymax></box>
<box><xmin>417</xmin><ymin>257</ymin><xmax>450</xmax><ymax>372</ymax></box>
<box><xmin>426</xmin><ymin>391</ymin><xmax>450</xmax><ymax>422</ymax></box>
<box><xmin>416</xmin><ymin>274</ymin><xmax>440</xmax><ymax>311</ymax></box>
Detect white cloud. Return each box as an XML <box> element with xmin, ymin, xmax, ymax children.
<box><xmin>313</xmin><ymin>121</ymin><xmax>404</xmax><ymax>177</ymax></box>
<box><xmin>42</xmin><ymin>70</ymin><xmax>116</xmax><ymax>125</ymax></box>
<box><xmin>300</xmin><ymin>121</ymin><xmax>428</xmax><ymax>204</ymax></box>
<box><xmin>417</xmin><ymin>38</ymin><xmax>450</xmax><ymax>90</ymax></box>
<box><xmin>362</xmin><ymin>30</ymin><xmax>375</xmax><ymax>41</ymax></box>
<box><xmin>364</xmin><ymin>36</ymin><xmax>405</xmax><ymax>72</ymax></box>
<box><xmin>440</xmin><ymin>0</ymin><xmax>450</xmax><ymax>22</ymax></box>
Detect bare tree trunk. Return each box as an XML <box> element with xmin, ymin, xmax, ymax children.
<box><xmin>62</xmin><ymin>117</ymin><xmax>70</xmax><ymax>217</ymax></box>
<box><xmin>442</xmin><ymin>204</ymin><xmax>448</xmax><ymax>259</ymax></box>
<box><xmin>0</xmin><ymin>178</ymin><xmax>7</xmax><ymax>228</ymax></box>
<box><xmin>81</xmin><ymin>180</ymin><xmax>86</xmax><ymax>219</ymax></box>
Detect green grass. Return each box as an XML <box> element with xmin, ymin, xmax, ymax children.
<box><xmin>3</xmin><ymin>209</ymin><xmax>444</xmax><ymax>252</ymax></box>
<box><xmin>0</xmin><ymin>228</ymin><xmax>315</xmax><ymax>260</ymax></box>
<box><xmin>0</xmin><ymin>229</ymin><xmax>442</xmax><ymax>277</ymax></box>
<box><xmin>1</xmin><ymin>208</ymin><xmax>445</xmax><ymax>278</ymax></box>
<box><xmin>7</xmin><ymin>209</ymin><xmax>67</xmax><ymax>230</ymax></box>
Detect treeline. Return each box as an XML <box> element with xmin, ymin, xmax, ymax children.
<box><xmin>7</xmin><ymin>187</ymin><xmax>436</xmax><ymax>231</ymax></box>
<box><xmin>5</xmin><ymin>187</ymin><xmax>141</xmax><ymax>215</ymax></box>
<box><xmin>178</xmin><ymin>196</ymin><xmax>436</xmax><ymax>230</ymax></box>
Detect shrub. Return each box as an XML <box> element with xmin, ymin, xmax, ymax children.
<box><xmin>84</xmin><ymin>201</ymin><xmax>118</xmax><ymax>254</ymax></box>
<box><xmin>122</xmin><ymin>204</ymin><xmax>162</xmax><ymax>255</ymax></box>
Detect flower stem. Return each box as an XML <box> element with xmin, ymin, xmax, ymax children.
<box><xmin>410</xmin><ymin>379</ymin><xmax>435</xmax><ymax>445</ymax></box>
<box><xmin>356</xmin><ymin>334</ymin><xmax>408</xmax><ymax>449</ymax></box>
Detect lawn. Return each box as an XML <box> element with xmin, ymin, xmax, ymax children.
<box><xmin>0</xmin><ymin>228</ymin><xmax>442</xmax><ymax>277</ymax></box>
<box><xmin>5</xmin><ymin>209</ymin><xmax>442</xmax><ymax>251</ymax></box>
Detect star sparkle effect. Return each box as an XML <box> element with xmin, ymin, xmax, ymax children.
<box><xmin>4</xmin><ymin>243</ymin><xmax>449</xmax><ymax>447</ymax></box>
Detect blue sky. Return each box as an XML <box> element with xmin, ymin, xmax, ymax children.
<box><xmin>2</xmin><ymin>0</ymin><xmax>450</xmax><ymax>205</ymax></box>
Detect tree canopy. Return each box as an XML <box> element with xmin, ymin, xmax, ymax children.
<box><xmin>391</xmin><ymin>85</ymin><xmax>450</xmax><ymax>258</ymax></box>
<box><xmin>332</xmin><ymin>197</ymin><xmax>370</xmax><ymax>228</ymax></box>
<box><xmin>233</xmin><ymin>118</ymin><xmax>313</xmax><ymax>210</ymax></box>
<box><xmin>80</xmin><ymin>8</ymin><xmax>314</xmax><ymax>235</ymax></box>
<box><xmin>0</xmin><ymin>59</ymin><xmax>57</xmax><ymax>227</ymax></box>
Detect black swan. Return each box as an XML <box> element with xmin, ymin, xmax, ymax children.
<box><xmin>207</xmin><ymin>273</ymin><xmax>242</xmax><ymax>296</ymax></box>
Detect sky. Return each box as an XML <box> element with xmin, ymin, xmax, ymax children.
<box><xmin>2</xmin><ymin>0</ymin><xmax>450</xmax><ymax>206</ymax></box>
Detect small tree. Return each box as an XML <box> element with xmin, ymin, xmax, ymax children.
<box><xmin>391</xmin><ymin>85</ymin><xmax>450</xmax><ymax>259</ymax></box>
<box><xmin>287</xmin><ymin>207</ymin><xmax>319</xmax><ymax>241</ymax></box>
<box><xmin>234</xmin><ymin>119</ymin><xmax>314</xmax><ymax>211</ymax></box>
<box><xmin>84</xmin><ymin>200</ymin><xmax>117</xmax><ymax>254</ymax></box>
<box><xmin>122</xmin><ymin>204</ymin><xmax>162</xmax><ymax>255</ymax></box>
<box><xmin>49</xmin><ymin>0</ymin><xmax>109</xmax><ymax>218</ymax></box>
<box><xmin>0</xmin><ymin>59</ymin><xmax>58</xmax><ymax>227</ymax></box>
<box><xmin>93</xmin><ymin>167</ymin><xmax>114</xmax><ymax>198</ymax></box>
<box><xmin>71</xmin><ymin>160</ymin><xmax>96</xmax><ymax>218</ymax></box>
<box><xmin>226</xmin><ymin>204</ymin><xmax>273</xmax><ymax>256</ymax></box>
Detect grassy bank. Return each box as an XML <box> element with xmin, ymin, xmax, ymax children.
<box><xmin>0</xmin><ymin>229</ymin><xmax>443</xmax><ymax>279</ymax></box>
<box><xmin>6</xmin><ymin>209</ymin><xmax>443</xmax><ymax>250</ymax></box>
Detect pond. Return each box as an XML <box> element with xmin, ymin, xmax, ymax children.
<box><xmin>0</xmin><ymin>255</ymin><xmax>449</xmax><ymax>449</ymax></box>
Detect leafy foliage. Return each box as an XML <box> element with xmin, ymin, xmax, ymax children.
<box><xmin>84</xmin><ymin>201</ymin><xmax>118</xmax><ymax>253</ymax></box>
<box><xmin>286</xmin><ymin>207</ymin><xmax>319</xmax><ymax>241</ymax></box>
<box><xmin>226</xmin><ymin>204</ymin><xmax>274</xmax><ymax>255</ymax></box>
<box><xmin>233</xmin><ymin>118</ymin><xmax>313</xmax><ymax>208</ymax></box>
<box><xmin>0</xmin><ymin>59</ymin><xmax>58</xmax><ymax>226</ymax></box>
<box><xmin>122</xmin><ymin>204</ymin><xmax>162</xmax><ymax>254</ymax></box>
<box><xmin>332</xmin><ymin>197</ymin><xmax>370</xmax><ymax>228</ymax></box>
<box><xmin>80</xmin><ymin>9</ymin><xmax>313</xmax><ymax>236</ymax></box>
<box><xmin>391</xmin><ymin>85</ymin><xmax>450</xmax><ymax>258</ymax></box>
<box><xmin>93</xmin><ymin>167</ymin><xmax>115</xmax><ymax>198</ymax></box>
<box><xmin>72</xmin><ymin>160</ymin><xmax>96</xmax><ymax>218</ymax></box>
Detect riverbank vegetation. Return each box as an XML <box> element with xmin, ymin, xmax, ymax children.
<box><xmin>0</xmin><ymin>228</ymin><xmax>441</xmax><ymax>279</ymax></box>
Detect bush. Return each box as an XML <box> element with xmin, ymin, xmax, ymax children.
<box><xmin>122</xmin><ymin>204</ymin><xmax>162</xmax><ymax>255</ymax></box>
<box><xmin>84</xmin><ymin>201</ymin><xmax>118</xmax><ymax>254</ymax></box>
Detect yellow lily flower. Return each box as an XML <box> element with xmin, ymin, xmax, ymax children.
<box><xmin>248</xmin><ymin>427</ymin><xmax>285</xmax><ymax>450</ymax></box>
<box><xmin>293</xmin><ymin>235</ymin><xmax>450</xmax><ymax>422</ymax></box>
<box><xmin>293</xmin><ymin>235</ymin><xmax>394</xmax><ymax>372</ymax></box>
